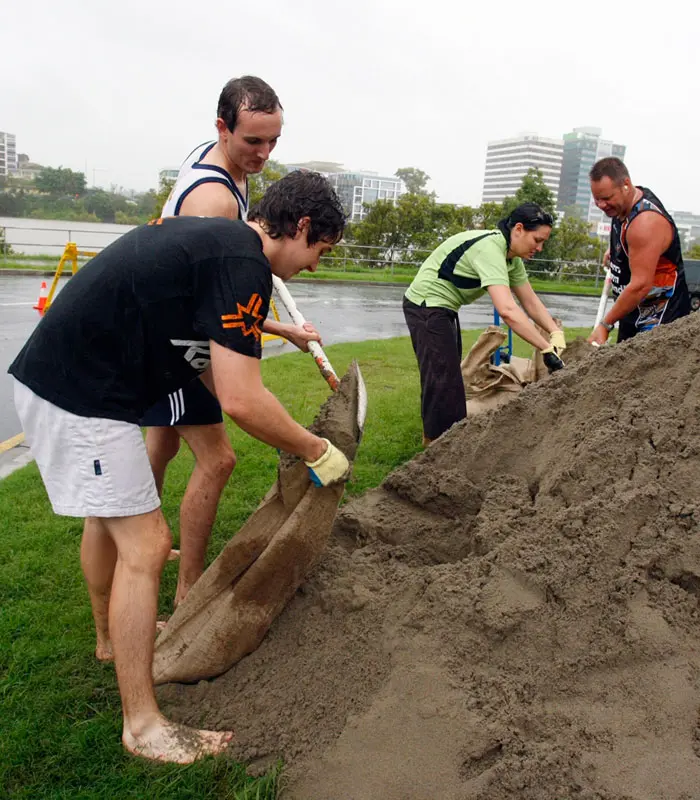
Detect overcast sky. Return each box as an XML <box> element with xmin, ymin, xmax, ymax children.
<box><xmin>3</xmin><ymin>0</ymin><xmax>698</xmax><ymax>211</ymax></box>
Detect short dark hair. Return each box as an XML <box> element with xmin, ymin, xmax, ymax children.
<box><xmin>500</xmin><ymin>202</ymin><xmax>553</xmax><ymax>232</ymax></box>
<box><xmin>589</xmin><ymin>157</ymin><xmax>629</xmax><ymax>184</ymax></box>
<box><xmin>217</xmin><ymin>76</ymin><xmax>282</xmax><ymax>133</ymax></box>
<box><xmin>249</xmin><ymin>171</ymin><xmax>346</xmax><ymax>245</ymax></box>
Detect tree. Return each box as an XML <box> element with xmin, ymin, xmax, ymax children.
<box><xmin>35</xmin><ymin>166</ymin><xmax>87</xmax><ymax>197</ymax></box>
<box><xmin>547</xmin><ymin>215</ymin><xmax>600</xmax><ymax>270</ymax></box>
<box><xmin>395</xmin><ymin>167</ymin><xmax>431</xmax><ymax>195</ymax></box>
<box><xmin>345</xmin><ymin>194</ymin><xmax>480</xmax><ymax>268</ymax></box>
<box><xmin>83</xmin><ymin>189</ymin><xmax>129</xmax><ymax>224</ymax></box>
<box><xmin>685</xmin><ymin>242</ymin><xmax>700</xmax><ymax>259</ymax></box>
<box><xmin>248</xmin><ymin>159</ymin><xmax>288</xmax><ymax>207</ymax></box>
<box><xmin>474</xmin><ymin>202</ymin><xmax>504</xmax><ymax>230</ymax></box>
<box><xmin>501</xmin><ymin>168</ymin><xmax>556</xmax><ymax>220</ymax></box>
<box><xmin>154</xmin><ymin>175</ymin><xmax>175</xmax><ymax>218</ymax></box>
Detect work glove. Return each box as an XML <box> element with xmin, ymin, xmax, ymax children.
<box><xmin>305</xmin><ymin>439</ymin><xmax>350</xmax><ymax>487</ymax></box>
<box><xmin>541</xmin><ymin>346</ymin><xmax>564</xmax><ymax>373</ymax></box>
<box><xmin>549</xmin><ymin>329</ymin><xmax>566</xmax><ymax>354</ymax></box>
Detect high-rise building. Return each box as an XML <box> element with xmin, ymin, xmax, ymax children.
<box><xmin>158</xmin><ymin>168</ymin><xmax>179</xmax><ymax>184</ymax></box>
<box><xmin>323</xmin><ymin>170</ymin><xmax>405</xmax><ymax>222</ymax></box>
<box><xmin>557</xmin><ymin>127</ymin><xmax>626</xmax><ymax>223</ymax></box>
<box><xmin>672</xmin><ymin>210</ymin><xmax>700</xmax><ymax>251</ymax></box>
<box><xmin>481</xmin><ymin>134</ymin><xmax>563</xmax><ymax>205</ymax></box>
<box><xmin>0</xmin><ymin>131</ymin><xmax>18</xmax><ymax>177</ymax></box>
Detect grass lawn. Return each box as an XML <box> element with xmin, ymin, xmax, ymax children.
<box><xmin>0</xmin><ymin>329</ymin><xmax>588</xmax><ymax>798</ymax></box>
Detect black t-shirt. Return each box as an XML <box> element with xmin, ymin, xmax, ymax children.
<box><xmin>9</xmin><ymin>216</ymin><xmax>272</xmax><ymax>423</ymax></box>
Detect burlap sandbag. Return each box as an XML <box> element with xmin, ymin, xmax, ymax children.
<box><xmin>153</xmin><ymin>362</ymin><xmax>364</xmax><ymax>685</ymax></box>
<box><xmin>461</xmin><ymin>326</ymin><xmax>536</xmax><ymax>416</ymax></box>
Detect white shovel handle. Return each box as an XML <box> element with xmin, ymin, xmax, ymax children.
<box><xmin>272</xmin><ymin>275</ymin><xmax>340</xmax><ymax>392</ymax></box>
<box><xmin>593</xmin><ymin>269</ymin><xmax>613</xmax><ymax>329</ymax></box>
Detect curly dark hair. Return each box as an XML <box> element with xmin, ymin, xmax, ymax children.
<box><xmin>249</xmin><ymin>171</ymin><xmax>346</xmax><ymax>245</ymax></box>
<box><xmin>217</xmin><ymin>76</ymin><xmax>282</xmax><ymax>133</ymax></box>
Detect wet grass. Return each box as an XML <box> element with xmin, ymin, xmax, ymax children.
<box><xmin>0</xmin><ymin>331</ymin><xmax>589</xmax><ymax>798</ymax></box>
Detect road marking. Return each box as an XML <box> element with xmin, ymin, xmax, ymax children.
<box><xmin>0</xmin><ymin>433</ymin><xmax>25</xmax><ymax>453</ymax></box>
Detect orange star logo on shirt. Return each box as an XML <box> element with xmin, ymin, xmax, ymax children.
<box><xmin>221</xmin><ymin>293</ymin><xmax>264</xmax><ymax>341</ymax></box>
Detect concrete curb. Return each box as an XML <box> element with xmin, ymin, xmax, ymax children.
<box><xmin>0</xmin><ymin>441</ymin><xmax>33</xmax><ymax>480</ymax></box>
<box><xmin>0</xmin><ymin>269</ymin><xmax>58</xmax><ymax>277</ymax></box>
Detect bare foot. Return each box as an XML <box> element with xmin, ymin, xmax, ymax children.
<box><xmin>156</xmin><ymin>620</ymin><xmax>168</xmax><ymax>633</ymax></box>
<box><xmin>168</xmin><ymin>549</ymin><xmax>180</xmax><ymax>561</ymax></box>
<box><xmin>95</xmin><ymin>640</ymin><xmax>114</xmax><ymax>662</ymax></box>
<box><xmin>123</xmin><ymin>717</ymin><xmax>234</xmax><ymax>764</ymax></box>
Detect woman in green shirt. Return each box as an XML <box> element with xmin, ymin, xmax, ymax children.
<box><xmin>403</xmin><ymin>202</ymin><xmax>565</xmax><ymax>444</ymax></box>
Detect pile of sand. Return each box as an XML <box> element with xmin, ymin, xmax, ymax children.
<box><xmin>160</xmin><ymin>313</ymin><xmax>700</xmax><ymax>800</ymax></box>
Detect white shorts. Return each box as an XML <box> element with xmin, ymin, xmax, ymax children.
<box><xmin>13</xmin><ymin>380</ymin><xmax>160</xmax><ymax>518</ymax></box>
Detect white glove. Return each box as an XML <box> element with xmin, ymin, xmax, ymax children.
<box><xmin>305</xmin><ymin>439</ymin><xmax>350</xmax><ymax>487</ymax></box>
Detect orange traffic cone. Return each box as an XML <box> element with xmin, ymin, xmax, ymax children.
<box><xmin>33</xmin><ymin>281</ymin><xmax>48</xmax><ymax>315</ymax></box>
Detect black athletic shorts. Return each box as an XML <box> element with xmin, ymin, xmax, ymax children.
<box><xmin>140</xmin><ymin>377</ymin><xmax>223</xmax><ymax>427</ymax></box>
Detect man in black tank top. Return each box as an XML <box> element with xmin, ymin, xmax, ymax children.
<box><xmin>588</xmin><ymin>157</ymin><xmax>689</xmax><ymax>346</ymax></box>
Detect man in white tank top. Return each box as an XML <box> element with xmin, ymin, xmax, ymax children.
<box><xmin>139</xmin><ymin>76</ymin><xmax>322</xmax><ymax>608</ymax></box>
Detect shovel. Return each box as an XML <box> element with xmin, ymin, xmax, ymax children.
<box><xmin>591</xmin><ymin>267</ymin><xmax>613</xmax><ymax>347</ymax></box>
<box><xmin>272</xmin><ymin>275</ymin><xmax>342</xmax><ymax>392</ymax></box>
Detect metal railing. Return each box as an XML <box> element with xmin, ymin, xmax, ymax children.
<box><xmin>0</xmin><ymin>223</ymin><xmax>120</xmax><ymax>262</ymax></box>
<box><xmin>317</xmin><ymin>244</ymin><xmax>605</xmax><ymax>286</ymax></box>
<box><xmin>1</xmin><ymin>223</ymin><xmax>606</xmax><ymax>286</ymax></box>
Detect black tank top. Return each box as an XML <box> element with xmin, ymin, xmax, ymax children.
<box><xmin>609</xmin><ymin>186</ymin><xmax>689</xmax><ymax>338</ymax></box>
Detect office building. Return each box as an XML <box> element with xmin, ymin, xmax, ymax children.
<box><xmin>481</xmin><ymin>134</ymin><xmax>563</xmax><ymax>205</ymax></box>
<box><xmin>14</xmin><ymin>153</ymin><xmax>43</xmax><ymax>181</ymax></box>
<box><xmin>158</xmin><ymin>168</ymin><xmax>179</xmax><ymax>185</ymax></box>
<box><xmin>672</xmin><ymin>210</ymin><xmax>700</xmax><ymax>250</ymax></box>
<box><xmin>0</xmin><ymin>131</ymin><xmax>18</xmax><ymax>177</ymax></box>
<box><xmin>324</xmin><ymin>170</ymin><xmax>405</xmax><ymax>222</ymax></box>
<box><xmin>558</xmin><ymin>127</ymin><xmax>626</xmax><ymax>223</ymax></box>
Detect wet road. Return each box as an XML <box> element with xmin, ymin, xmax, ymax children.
<box><xmin>0</xmin><ymin>275</ymin><xmax>600</xmax><ymax>442</ymax></box>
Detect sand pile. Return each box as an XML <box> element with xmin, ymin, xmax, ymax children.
<box><xmin>160</xmin><ymin>313</ymin><xmax>700</xmax><ymax>800</ymax></box>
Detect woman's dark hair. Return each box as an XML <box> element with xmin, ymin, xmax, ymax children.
<box><xmin>217</xmin><ymin>76</ymin><xmax>282</xmax><ymax>133</ymax></box>
<box><xmin>497</xmin><ymin>202</ymin><xmax>553</xmax><ymax>242</ymax></box>
<box><xmin>249</xmin><ymin>171</ymin><xmax>346</xmax><ymax>245</ymax></box>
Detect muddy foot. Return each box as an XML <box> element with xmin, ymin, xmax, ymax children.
<box><xmin>168</xmin><ymin>549</ymin><xmax>180</xmax><ymax>561</ymax></box>
<box><xmin>123</xmin><ymin>718</ymin><xmax>234</xmax><ymax>764</ymax></box>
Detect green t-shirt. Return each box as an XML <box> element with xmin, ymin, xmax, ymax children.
<box><xmin>405</xmin><ymin>229</ymin><xmax>529</xmax><ymax>312</ymax></box>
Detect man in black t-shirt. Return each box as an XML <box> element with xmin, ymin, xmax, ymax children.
<box><xmin>9</xmin><ymin>171</ymin><xmax>349</xmax><ymax>765</ymax></box>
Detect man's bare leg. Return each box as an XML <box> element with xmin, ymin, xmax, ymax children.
<box><xmin>175</xmin><ymin>423</ymin><xmax>236</xmax><ymax>605</ymax></box>
<box><xmin>105</xmin><ymin>508</ymin><xmax>233</xmax><ymax>763</ymax></box>
<box><xmin>145</xmin><ymin>427</ymin><xmax>182</xmax><ymax>496</ymax></box>
<box><xmin>145</xmin><ymin>426</ymin><xmax>183</xmax><ymax>560</ymax></box>
<box><xmin>81</xmin><ymin>517</ymin><xmax>117</xmax><ymax>662</ymax></box>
